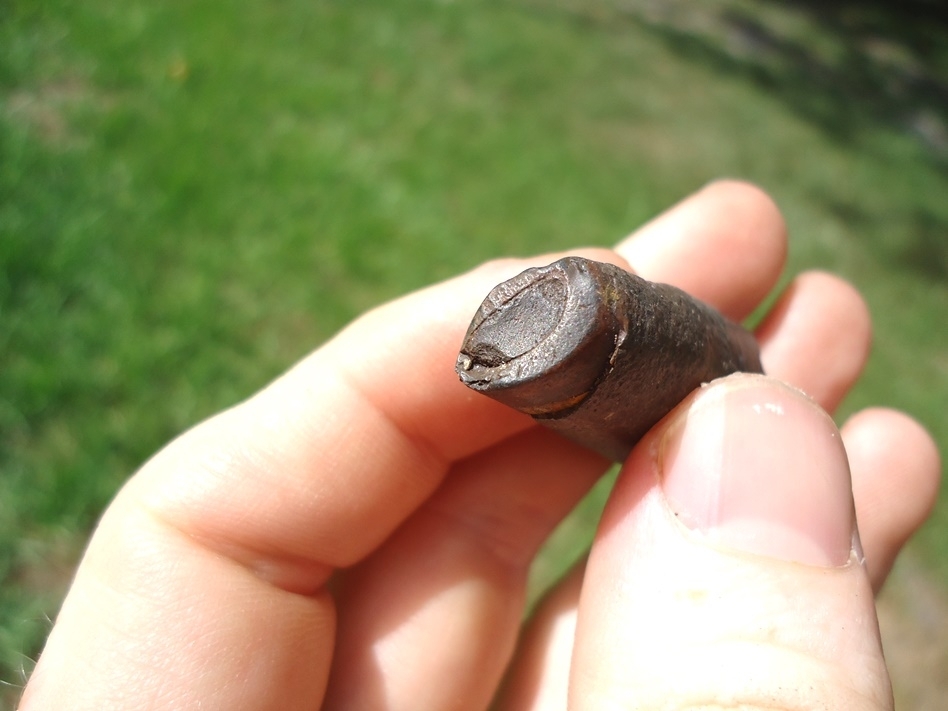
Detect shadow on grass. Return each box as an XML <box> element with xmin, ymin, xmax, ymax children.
<box><xmin>826</xmin><ymin>199</ymin><xmax>948</xmax><ymax>281</ymax></box>
<box><xmin>544</xmin><ymin>0</ymin><xmax>948</xmax><ymax>281</ymax></box>
<box><xmin>619</xmin><ymin>0</ymin><xmax>948</xmax><ymax>154</ymax></box>
<box><xmin>726</xmin><ymin>1</ymin><xmax>948</xmax><ymax>146</ymax></box>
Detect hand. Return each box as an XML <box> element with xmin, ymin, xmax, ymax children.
<box><xmin>19</xmin><ymin>181</ymin><xmax>940</xmax><ymax>710</ymax></box>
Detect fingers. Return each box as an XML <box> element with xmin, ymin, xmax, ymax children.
<box><xmin>21</xmin><ymin>247</ymin><xmax>628</xmax><ymax>711</ymax></box>
<box><xmin>23</xmin><ymin>178</ymin><xmax>919</xmax><ymax>711</ymax></box>
<box><xmin>496</xmin><ymin>277</ymin><xmax>932</xmax><ymax>711</ymax></box>
<box><xmin>20</xmin><ymin>507</ymin><xmax>338</xmax><ymax>711</ymax></box>
<box><xmin>569</xmin><ymin>375</ymin><xmax>893</xmax><ymax>710</ymax></box>
<box><xmin>752</xmin><ymin>274</ymin><xmax>938</xmax><ymax>592</ymax></box>
<box><xmin>23</xmin><ymin>181</ymin><xmax>792</xmax><ymax>710</ymax></box>
<box><xmin>134</xmin><ymin>246</ymin><xmax>624</xmax><ymax>582</ymax></box>
<box><xmin>756</xmin><ymin>271</ymin><xmax>872</xmax><ymax>412</ymax></box>
<box><xmin>843</xmin><ymin>408</ymin><xmax>941</xmax><ymax>590</ymax></box>
<box><xmin>491</xmin><ymin>184</ymin><xmax>925</xmax><ymax>711</ymax></box>
<box><xmin>494</xmin><ymin>564</ymin><xmax>585</xmax><ymax>711</ymax></box>
<box><xmin>618</xmin><ymin>180</ymin><xmax>871</xmax><ymax>414</ymax></box>
<box><xmin>322</xmin><ymin>430</ymin><xmax>607</xmax><ymax>711</ymax></box>
<box><xmin>320</xmin><ymin>181</ymin><xmax>793</xmax><ymax>710</ymax></box>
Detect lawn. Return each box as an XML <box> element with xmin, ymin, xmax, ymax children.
<box><xmin>2</xmin><ymin>0</ymin><xmax>946</xmax><ymax>702</ymax></box>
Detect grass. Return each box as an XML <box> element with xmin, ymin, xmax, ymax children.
<box><xmin>2</xmin><ymin>0</ymin><xmax>947</xmax><ymax>698</ymax></box>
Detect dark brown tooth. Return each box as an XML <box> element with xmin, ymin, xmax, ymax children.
<box><xmin>456</xmin><ymin>256</ymin><xmax>763</xmax><ymax>461</ymax></box>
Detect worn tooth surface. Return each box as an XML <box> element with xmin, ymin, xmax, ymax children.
<box><xmin>456</xmin><ymin>256</ymin><xmax>763</xmax><ymax>462</ymax></box>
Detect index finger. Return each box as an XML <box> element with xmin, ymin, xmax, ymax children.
<box><xmin>20</xmin><ymin>247</ymin><xmax>623</xmax><ymax>711</ymax></box>
<box><xmin>131</xmin><ymin>247</ymin><xmax>628</xmax><ymax>586</ymax></box>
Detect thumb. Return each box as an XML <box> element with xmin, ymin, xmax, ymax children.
<box><xmin>569</xmin><ymin>374</ymin><xmax>891</xmax><ymax>710</ymax></box>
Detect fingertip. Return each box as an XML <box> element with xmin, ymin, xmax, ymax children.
<box><xmin>569</xmin><ymin>373</ymin><xmax>891</xmax><ymax>710</ymax></box>
<box><xmin>705</xmin><ymin>180</ymin><xmax>789</xmax><ymax>283</ymax></box>
<box><xmin>843</xmin><ymin>407</ymin><xmax>942</xmax><ymax>588</ymax></box>
<box><xmin>757</xmin><ymin>270</ymin><xmax>872</xmax><ymax>412</ymax></box>
<box><xmin>657</xmin><ymin>373</ymin><xmax>855</xmax><ymax>567</ymax></box>
<box><xmin>848</xmin><ymin>407</ymin><xmax>942</xmax><ymax>506</ymax></box>
<box><xmin>806</xmin><ymin>270</ymin><xmax>873</xmax><ymax>344</ymax></box>
<box><xmin>701</xmin><ymin>178</ymin><xmax>785</xmax><ymax>221</ymax></box>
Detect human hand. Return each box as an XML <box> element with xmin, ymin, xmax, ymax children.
<box><xmin>19</xmin><ymin>181</ymin><xmax>940</xmax><ymax>710</ymax></box>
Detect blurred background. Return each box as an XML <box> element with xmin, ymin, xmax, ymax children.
<box><xmin>2</xmin><ymin>0</ymin><xmax>946</xmax><ymax>707</ymax></box>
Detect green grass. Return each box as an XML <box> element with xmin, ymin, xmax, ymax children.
<box><xmin>2</xmin><ymin>0</ymin><xmax>947</xmax><ymax>697</ymax></box>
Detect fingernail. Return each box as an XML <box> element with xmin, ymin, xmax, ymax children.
<box><xmin>659</xmin><ymin>374</ymin><xmax>856</xmax><ymax>567</ymax></box>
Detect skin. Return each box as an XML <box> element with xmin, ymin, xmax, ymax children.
<box><xmin>18</xmin><ymin>181</ymin><xmax>941</xmax><ymax>710</ymax></box>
